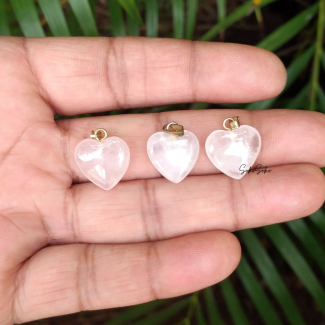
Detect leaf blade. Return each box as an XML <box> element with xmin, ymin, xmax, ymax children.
<box><xmin>195</xmin><ymin>300</ymin><xmax>208</xmax><ymax>325</ymax></box>
<box><xmin>310</xmin><ymin>0</ymin><xmax>324</xmax><ymax>110</ymax></box>
<box><xmin>107</xmin><ymin>0</ymin><xmax>125</xmax><ymax>36</ymax></box>
<box><xmin>105</xmin><ymin>300</ymin><xmax>167</xmax><ymax>325</ymax></box>
<box><xmin>203</xmin><ymin>287</ymin><xmax>223</xmax><ymax>325</ymax></box>
<box><xmin>172</xmin><ymin>0</ymin><xmax>184</xmax><ymax>39</ymax></box>
<box><xmin>0</xmin><ymin>0</ymin><xmax>10</xmax><ymax>35</ymax></box>
<box><xmin>38</xmin><ymin>0</ymin><xmax>70</xmax><ymax>36</ymax></box>
<box><xmin>220</xmin><ymin>278</ymin><xmax>250</xmax><ymax>325</ymax></box>
<box><xmin>264</xmin><ymin>224</ymin><xmax>325</xmax><ymax>313</ymax></box>
<box><xmin>236</xmin><ymin>255</ymin><xmax>284</xmax><ymax>325</ymax></box>
<box><xmin>309</xmin><ymin>208</ymin><xmax>325</xmax><ymax>235</ymax></box>
<box><xmin>200</xmin><ymin>0</ymin><xmax>277</xmax><ymax>42</ymax></box>
<box><xmin>239</xmin><ymin>229</ymin><xmax>306</xmax><ymax>325</ymax></box>
<box><xmin>185</xmin><ymin>0</ymin><xmax>198</xmax><ymax>40</ymax></box>
<box><xmin>68</xmin><ymin>0</ymin><xmax>98</xmax><ymax>36</ymax></box>
<box><xmin>145</xmin><ymin>0</ymin><xmax>158</xmax><ymax>37</ymax></box>
<box><xmin>286</xmin><ymin>81</ymin><xmax>311</xmax><ymax>109</ymax></box>
<box><xmin>217</xmin><ymin>0</ymin><xmax>226</xmax><ymax>21</ymax></box>
<box><xmin>127</xmin><ymin>11</ymin><xmax>140</xmax><ymax>36</ymax></box>
<box><xmin>132</xmin><ymin>298</ymin><xmax>189</xmax><ymax>325</ymax></box>
<box><xmin>286</xmin><ymin>218</ymin><xmax>325</xmax><ymax>275</ymax></box>
<box><xmin>318</xmin><ymin>86</ymin><xmax>325</xmax><ymax>112</ymax></box>
<box><xmin>118</xmin><ymin>0</ymin><xmax>143</xmax><ymax>25</ymax></box>
<box><xmin>257</xmin><ymin>3</ymin><xmax>318</xmax><ymax>52</ymax></box>
<box><xmin>10</xmin><ymin>0</ymin><xmax>45</xmax><ymax>37</ymax></box>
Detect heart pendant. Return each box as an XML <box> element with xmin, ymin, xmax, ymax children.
<box><xmin>147</xmin><ymin>123</ymin><xmax>199</xmax><ymax>183</ymax></box>
<box><xmin>205</xmin><ymin>117</ymin><xmax>261</xmax><ymax>180</ymax></box>
<box><xmin>75</xmin><ymin>131</ymin><xmax>130</xmax><ymax>190</ymax></box>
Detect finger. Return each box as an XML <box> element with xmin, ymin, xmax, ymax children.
<box><xmin>40</xmin><ymin>164</ymin><xmax>325</xmax><ymax>244</ymax></box>
<box><xmin>0</xmin><ymin>211</ymin><xmax>47</xmax><ymax>325</ymax></box>
<box><xmin>0</xmin><ymin>38</ymin><xmax>54</xmax><ymax>149</ymax></box>
<box><xmin>19</xmin><ymin>37</ymin><xmax>286</xmax><ymax>114</ymax></box>
<box><xmin>13</xmin><ymin>231</ymin><xmax>240</xmax><ymax>323</ymax></box>
<box><xmin>56</xmin><ymin>109</ymin><xmax>325</xmax><ymax>183</ymax></box>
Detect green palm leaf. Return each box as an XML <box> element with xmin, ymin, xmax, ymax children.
<box><xmin>10</xmin><ymin>0</ymin><xmax>45</xmax><ymax>37</ymax></box>
<box><xmin>203</xmin><ymin>287</ymin><xmax>223</xmax><ymax>325</ymax></box>
<box><xmin>236</xmin><ymin>256</ymin><xmax>283</xmax><ymax>325</ymax></box>
<box><xmin>132</xmin><ymin>298</ymin><xmax>189</xmax><ymax>325</ymax></box>
<box><xmin>172</xmin><ymin>0</ymin><xmax>184</xmax><ymax>39</ymax></box>
<box><xmin>310</xmin><ymin>208</ymin><xmax>325</xmax><ymax>235</ymax></box>
<box><xmin>38</xmin><ymin>0</ymin><xmax>70</xmax><ymax>36</ymax></box>
<box><xmin>216</xmin><ymin>0</ymin><xmax>226</xmax><ymax>22</ymax></box>
<box><xmin>240</xmin><ymin>229</ymin><xmax>306</xmax><ymax>325</ymax></box>
<box><xmin>287</xmin><ymin>81</ymin><xmax>311</xmax><ymax>109</ymax></box>
<box><xmin>264</xmin><ymin>224</ymin><xmax>325</xmax><ymax>313</ymax></box>
<box><xmin>200</xmin><ymin>0</ymin><xmax>277</xmax><ymax>42</ymax></box>
<box><xmin>286</xmin><ymin>218</ymin><xmax>325</xmax><ymax>275</ymax></box>
<box><xmin>321</xmin><ymin>50</ymin><xmax>325</xmax><ymax>70</ymax></box>
<box><xmin>67</xmin><ymin>6</ymin><xmax>82</xmax><ymax>36</ymax></box>
<box><xmin>105</xmin><ymin>300</ymin><xmax>167</xmax><ymax>325</ymax></box>
<box><xmin>195</xmin><ymin>301</ymin><xmax>208</xmax><ymax>325</ymax></box>
<box><xmin>126</xmin><ymin>0</ymin><xmax>140</xmax><ymax>36</ymax></box>
<box><xmin>68</xmin><ymin>0</ymin><xmax>98</xmax><ymax>36</ymax></box>
<box><xmin>185</xmin><ymin>0</ymin><xmax>198</xmax><ymax>40</ymax></box>
<box><xmin>146</xmin><ymin>0</ymin><xmax>158</xmax><ymax>37</ymax></box>
<box><xmin>309</xmin><ymin>0</ymin><xmax>324</xmax><ymax>111</ymax></box>
<box><xmin>118</xmin><ymin>0</ymin><xmax>143</xmax><ymax>25</ymax></box>
<box><xmin>257</xmin><ymin>3</ymin><xmax>318</xmax><ymax>52</ymax></box>
<box><xmin>318</xmin><ymin>87</ymin><xmax>325</xmax><ymax>111</ymax></box>
<box><xmin>220</xmin><ymin>278</ymin><xmax>250</xmax><ymax>325</ymax></box>
<box><xmin>107</xmin><ymin>0</ymin><xmax>126</xmax><ymax>36</ymax></box>
<box><xmin>0</xmin><ymin>0</ymin><xmax>10</xmax><ymax>35</ymax></box>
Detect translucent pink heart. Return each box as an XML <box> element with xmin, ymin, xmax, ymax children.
<box><xmin>75</xmin><ymin>137</ymin><xmax>130</xmax><ymax>190</ymax></box>
<box><xmin>147</xmin><ymin>130</ymin><xmax>200</xmax><ymax>183</ymax></box>
<box><xmin>205</xmin><ymin>125</ymin><xmax>261</xmax><ymax>180</ymax></box>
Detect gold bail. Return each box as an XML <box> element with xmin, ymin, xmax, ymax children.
<box><xmin>163</xmin><ymin>122</ymin><xmax>184</xmax><ymax>137</ymax></box>
<box><xmin>90</xmin><ymin>128</ymin><xmax>108</xmax><ymax>142</ymax></box>
<box><xmin>223</xmin><ymin>116</ymin><xmax>240</xmax><ymax>131</ymax></box>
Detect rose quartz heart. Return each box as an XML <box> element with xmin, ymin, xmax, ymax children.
<box><xmin>75</xmin><ymin>137</ymin><xmax>130</xmax><ymax>190</ymax></box>
<box><xmin>147</xmin><ymin>130</ymin><xmax>200</xmax><ymax>183</ymax></box>
<box><xmin>205</xmin><ymin>125</ymin><xmax>261</xmax><ymax>180</ymax></box>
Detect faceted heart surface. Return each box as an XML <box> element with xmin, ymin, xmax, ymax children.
<box><xmin>147</xmin><ymin>130</ymin><xmax>200</xmax><ymax>183</ymax></box>
<box><xmin>75</xmin><ymin>137</ymin><xmax>130</xmax><ymax>190</ymax></box>
<box><xmin>205</xmin><ymin>125</ymin><xmax>261</xmax><ymax>180</ymax></box>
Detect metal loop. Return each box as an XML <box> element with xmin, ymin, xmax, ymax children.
<box><xmin>223</xmin><ymin>118</ymin><xmax>236</xmax><ymax>131</ymax></box>
<box><xmin>162</xmin><ymin>122</ymin><xmax>184</xmax><ymax>137</ymax></box>
<box><xmin>166</xmin><ymin>122</ymin><xmax>177</xmax><ymax>130</ymax></box>
<box><xmin>223</xmin><ymin>116</ymin><xmax>240</xmax><ymax>131</ymax></box>
<box><xmin>90</xmin><ymin>128</ymin><xmax>108</xmax><ymax>142</ymax></box>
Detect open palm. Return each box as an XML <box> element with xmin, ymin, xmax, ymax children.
<box><xmin>0</xmin><ymin>36</ymin><xmax>324</xmax><ymax>325</ymax></box>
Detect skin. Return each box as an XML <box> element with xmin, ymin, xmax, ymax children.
<box><xmin>0</xmin><ymin>36</ymin><xmax>324</xmax><ymax>324</ymax></box>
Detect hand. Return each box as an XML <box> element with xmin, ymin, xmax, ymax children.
<box><xmin>0</xmin><ymin>36</ymin><xmax>324</xmax><ymax>325</ymax></box>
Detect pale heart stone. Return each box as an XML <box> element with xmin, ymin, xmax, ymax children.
<box><xmin>205</xmin><ymin>125</ymin><xmax>261</xmax><ymax>180</ymax></box>
<box><xmin>147</xmin><ymin>130</ymin><xmax>200</xmax><ymax>183</ymax></box>
<box><xmin>75</xmin><ymin>137</ymin><xmax>130</xmax><ymax>190</ymax></box>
